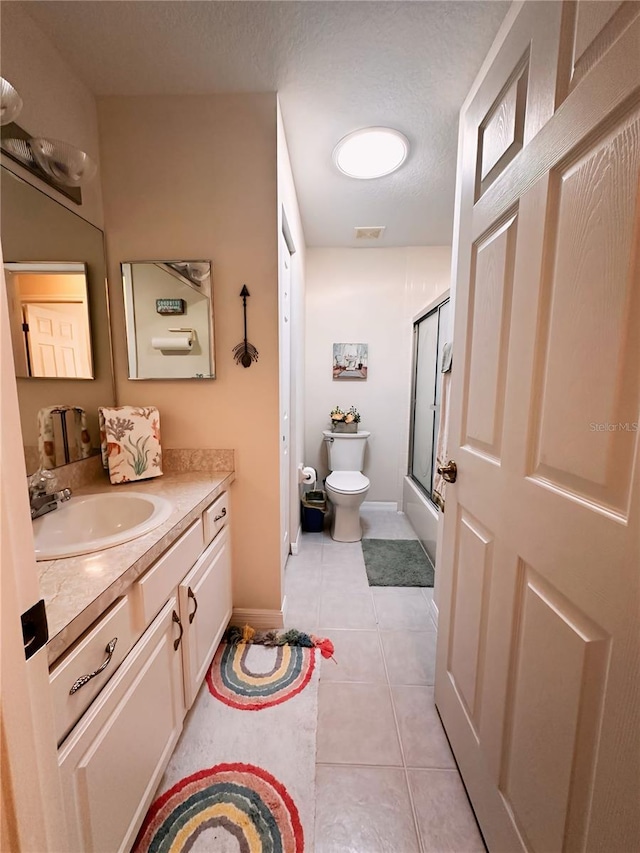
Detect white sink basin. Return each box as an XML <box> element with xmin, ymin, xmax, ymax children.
<box><xmin>33</xmin><ymin>492</ymin><xmax>173</xmax><ymax>561</ymax></box>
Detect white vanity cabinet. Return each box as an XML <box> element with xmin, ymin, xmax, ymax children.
<box><xmin>179</xmin><ymin>525</ymin><xmax>232</xmax><ymax>708</ymax></box>
<box><xmin>54</xmin><ymin>489</ymin><xmax>232</xmax><ymax>853</ymax></box>
<box><xmin>58</xmin><ymin>598</ymin><xmax>184</xmax><ymax>853</ymax></box>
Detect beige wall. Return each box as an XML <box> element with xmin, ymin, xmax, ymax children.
<box><xmin>98</xmin><ymin>94</ymin><xmax>282</xmax><ymax>612</ymax></box>
<box><xmin>0</xmin><ymin>3</ymin><xmax>103</xmax><ymax>227</ymax></box>
<box><xmin>305</xmin><ymin>247</ymin><xmax>451</xmax><ymax>504</ymax></box>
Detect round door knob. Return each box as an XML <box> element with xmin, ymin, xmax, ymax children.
<box><xmin>437</xmin><ymin>460</ymin><xmax>457</xmax><ymax>483</ymax></box>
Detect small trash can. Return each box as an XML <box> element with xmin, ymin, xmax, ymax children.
<box><xmin>301</xmin><ymin>489</ymin><xmax>327</xmax><ymax>532</ymax></box>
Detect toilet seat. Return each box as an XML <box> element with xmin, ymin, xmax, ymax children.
<box><xmin>326</xmin><ymin>471</ymin><xmax>370</xmax><ymax>495</ymax></box>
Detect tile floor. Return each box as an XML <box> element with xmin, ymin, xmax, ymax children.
<box><xmin>284</xmin><ymin>506</ymin><xmax>486</xmax><ymax>853</ymax></box>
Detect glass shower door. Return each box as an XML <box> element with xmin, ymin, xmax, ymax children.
<box><xmin>410</xmin><ymin>297</ymin><xmax>450</xmax><ymax>501</ymax></box>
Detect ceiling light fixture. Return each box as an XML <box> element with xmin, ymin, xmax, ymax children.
<box><xmin>333</xmin><ymin>127</ymin><xmax>409</xmax><ymax>179</ymax></box>
<box><xmin>29</xmin><ymin>138</ymin><xmax>97</xmax><ymax>187</ymax></box>
<box><xmin>0</xmin><ymin>76</ymin><xmax>96</xmax><ymax>202</ymax></box>
<box><xmin>0</xmin><ymin>77</ymin><xmax>23</xmax><ymax>126</ymax></box>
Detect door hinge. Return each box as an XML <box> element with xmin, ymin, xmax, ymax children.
<box><xmin>21</xmin><ymin>599</ymin><xmax>48</xmax><ymax>660</ymax></box>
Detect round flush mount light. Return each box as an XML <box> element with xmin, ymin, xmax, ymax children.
<box><xmin>333</xmin><ymin>126</ymin><xmax>409</xmax><ymax>179</ymax></box>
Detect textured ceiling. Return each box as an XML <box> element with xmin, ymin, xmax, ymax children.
<box><xmin>21</xmin><ymin>1</ymin><xmax>509</xmax><ymax>247</ymax></box>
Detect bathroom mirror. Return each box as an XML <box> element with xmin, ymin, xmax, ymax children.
<box><xmin>122</xmin><ymin>261</ymin><xmax>215</xmax><ymax>380</ymax></box>
<box><xmin>1</xmin><ymin>166</ymin><xmax>116</xmax><ymax>474</ymax></box>
<box><xmin>5</xmin><ymin>261</ymin><xmax>93</xmax><ymax>379</ymax></box>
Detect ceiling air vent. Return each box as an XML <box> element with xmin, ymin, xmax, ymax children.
<box><xmin>354</xmin><ymin>226</ymin><xmax>386</xmax><ymax>240</ymax></box>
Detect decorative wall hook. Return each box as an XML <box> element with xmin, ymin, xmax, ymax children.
<box><xmin>232</xmin><ymin>284</ymin><xmax>259</xmax><ymax>368</ymax></box>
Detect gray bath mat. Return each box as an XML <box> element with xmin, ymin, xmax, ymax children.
<box><xmin>362</xmin><ymin>539</ymin><xmax>434</xmax><ymax>587</ymax></box>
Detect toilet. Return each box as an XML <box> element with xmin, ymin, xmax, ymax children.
<box><xmin>323</xmin><ymin>430</ymin><xmax>371</xmax><ymax>542</ymax></box>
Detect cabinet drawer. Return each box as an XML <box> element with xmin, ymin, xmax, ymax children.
<box><xmin>133</xmin><ymin>517</ymin><xmax>203</xmax><ymax>627</ymax></box>
<box><xmin>58</xmin><ymin>598</ymin><xmax>184</xmax><ymax>853</ymax></box>
<box><xmin>180</xmin><ymin>525</ymin><xmax>232</xmax><ymax>709</ymax></box>
<box><xmin>203</xmin><ymin>491</ymin><xmax>229</xmax><ymax>545</ymax></box>
<box><xmin>50</xmin><ymin>596</ymin><xmax>136</xmax><ymax>746</ymax></box>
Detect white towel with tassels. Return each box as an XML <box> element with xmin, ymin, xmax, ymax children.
<box><xmin>99</xmin><ymin>406</ymin><xmax>163</xmax><ymax>484</ymax></box>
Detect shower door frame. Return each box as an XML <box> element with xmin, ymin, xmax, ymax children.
<box><xmin>408</xmin><ymin>290</ymin><xmax>450</xmax><ymax>506</ymax></box>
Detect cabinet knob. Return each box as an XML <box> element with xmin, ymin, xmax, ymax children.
<box><xmin>69</xmin><ymin>638</ymin><xmax>118</xmax><ymax>695</ymax></box>
<box><xmin>213</xmin><ymin>507</ymin><xmax>227</xmax><ymax>523</ymax></box>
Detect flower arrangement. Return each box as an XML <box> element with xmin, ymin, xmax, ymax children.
<box><xmin>330</xmin><ymin>405</ymin><xmax>361</xmax><ymax>432</ymax></box>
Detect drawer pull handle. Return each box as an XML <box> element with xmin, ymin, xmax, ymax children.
<box><xmin>172</xmin><ymin>610</ymin><xmax>184</xmax><ymax>651</ymax></box>
<box><xmin>69</xmin><ymin>638</ymin><xmax>118</xmax><ymax>695</ymax></box>
<box><xmin>214</xmin><ymin>507</ymin><xmax>227</xmax><ymax>523</ymax></box>
<box><xmin>187</xmin><ymin>587</ymin><xmax>199</xmax><ymax>624</ymax></box>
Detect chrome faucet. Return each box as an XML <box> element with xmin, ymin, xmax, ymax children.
<box><xmin>28</xmin><ymin>469</ymin><xmax>72</xmax><ymax>519</ymax></box>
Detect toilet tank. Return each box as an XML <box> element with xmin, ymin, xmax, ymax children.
<box><xmin>323</xmin><ymin>431</ymin><xmax>371</xmax><ymax>471</ymax></box>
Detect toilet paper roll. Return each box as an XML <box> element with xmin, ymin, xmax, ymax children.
<box><xmin>301</xmin><ymin>466</ymin><xmax>317</xmax><ymax>485</ymax></box>
<box><xmin>151</xmin><ymin>336</ymin><xmax>193</xmax><ymax>351</ymax></box>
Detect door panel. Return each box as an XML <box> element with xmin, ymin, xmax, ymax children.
<box><xmin>530</xmin><ymin>110</ymin><xmax>640</xmax><ymax>514</ymax></box>
<box><xmin>477</xmin><ymin>59</ymin><xmax>528</xmax><ymax>198</ymax></box>
<box><xmin>500</xmin><ymin>566</ymin><xmax>610</xmax><ymax>853</ymax></box>
<box><xmin>25</xmin><ymin>302</ymin><xmax>91</xmax><ymax>378</ymax></box>
<box><xmin>436</xmin><ymin>5</ymin><xmax>640</xmax><ymax>851</ymax></box>
<box><xmin>463</xmin><ymin>214</ymin><xmax>517</xmax><ymax>460</ymax></box>
<box><xmin>447</xmin><ymin>509</ymin><xmax>494</xmax><ymax>731</ymax></box>
<box><xmin>180</xmin><ymin>527</ymin><xmax>232</xmax><ymax>709</ymax></box>
<box><xmin>569</xmin><ymin>1</ymin><xmax>640</xmax><ymax>91</ymax></box>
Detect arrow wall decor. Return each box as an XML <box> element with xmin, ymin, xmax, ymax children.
<box><xmin>232</xmin><ymin>284</ymin><xmax>259</xmax><ymax>368</ymax></box>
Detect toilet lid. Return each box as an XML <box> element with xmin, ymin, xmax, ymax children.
<box><xmin>326</xmin><ymin>471</ymin><xmax>370</xmax><ymax>494</ymax></box>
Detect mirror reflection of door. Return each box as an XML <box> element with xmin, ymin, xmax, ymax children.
<box><xmin>4</xmin><ymin>262</ymin><xmax>93</xmax><ymax>379</ymax></box>
<box><xmin>23</xmin><ymin>302</ymin><xmax>91</xmax><ymax>378</ymax></box>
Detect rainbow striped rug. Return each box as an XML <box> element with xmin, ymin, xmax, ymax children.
<box><xmin>133</xmin><ymin>641</ymin><xmax>319</xmax><ymax>853</ymax></box>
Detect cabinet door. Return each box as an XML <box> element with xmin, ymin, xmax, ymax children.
<box><xmin>180</xmin><ymin>525</ymin><xmax>232</xmax><ymax>709</ymax></box>
<box><xmin>59</xmin><ymin>598</ymin><xmax>185</xmax><ymax>853</ymax></box>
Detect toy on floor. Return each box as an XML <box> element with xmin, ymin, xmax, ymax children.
<box><xmin>225</xmin><ymin>625</ymin><xmax>336</xmax><ymax>662</ymax></box>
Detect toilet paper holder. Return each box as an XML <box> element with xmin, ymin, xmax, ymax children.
<box><xmin>299</xmin><ymin>465</ymin><xmax>317</xmax><ymax>486</ymax></box>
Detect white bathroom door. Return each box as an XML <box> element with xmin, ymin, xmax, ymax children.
<box><xmin>435</xmin><ymin>3</ymin><xmax>640</xmax><ymax>852</ymax></box>
<box><xmin>24</xmin><ymin>301</ymin><xmax>90</xmax><ymax>377</ymax></box>
<box><xmin>279</xmin><ymin>231</ymin><xmax>292</xmax><ymax>571</ymax></box>
<box><xmin>0</xmin><ymin>252</ymin><xmax>69</xmax><ymax>850</ymax></box>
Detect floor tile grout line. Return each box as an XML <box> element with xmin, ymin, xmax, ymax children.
<box><xmin>370</xmin><ymin>541</ymin><xmax>427</xmax><ymax>853</ymax></box>
<box><xmin>315</xmin><ymin>533</ymin><xmax>425</xmax><ymax>852</ymax></box>
<box><xmin>310</xmin><ymin>524</ymin><xmax>447</xmax><ymax>853</ymax></box>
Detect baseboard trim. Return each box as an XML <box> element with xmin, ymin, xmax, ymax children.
<box><xmin>361</xmin><ymin>501</ymin><xmax>398</xmax><ymax>512</ymax></box>
<box><xmin>429</xmin><ymin>596</ymin><xmax>439</xmax><ymax>631</ymax></box>
<box><xmin>290</xmin><ymin>527</ymin><xmax>301</xmax><ymax>556</ymax></box>
<box><xmin>230</xmin><ymin>607</ymin><xmax>284</xmax><ymax>631</ymax></box>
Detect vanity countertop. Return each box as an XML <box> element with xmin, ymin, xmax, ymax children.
<box><xmin>39</xmin><ymin>471</ymin><xmax>234</xmax><ymax>665</ymax></box>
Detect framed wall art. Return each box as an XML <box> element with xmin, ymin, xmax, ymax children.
<box><xmin>333</xmin><ymin>343</ymin><xmax>368</xmax><ymax>380</ymax></box>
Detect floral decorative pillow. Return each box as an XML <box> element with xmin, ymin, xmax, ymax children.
<box><xmin>98</xmin><ymin>406</ymin><xmax>162</xmax><ymax>484</ymax></box>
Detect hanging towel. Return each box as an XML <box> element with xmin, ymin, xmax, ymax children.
<box><xmin>37</xmin><ymin>405</ymin><xmax>92</xmax><ymax>469</ymax></box>
<box><xmin>98</xmin><ymin>406</ymin><xmax>163</xmax><ymax>484</ymax></box>
<box><xmin>37</xmin><ymin>406</ymin><xmax>58</xmax><ymax>469</ymax></box>
<box><xmin>432</xmin><ymin>343</ymin><xmax>453</xmax><ymax>512</ymax></box>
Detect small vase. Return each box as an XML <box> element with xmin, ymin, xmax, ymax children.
<box><xmin>332</xmin><ymin>422</ymin><xmax>358</xmax><ymax>433</ymax></box>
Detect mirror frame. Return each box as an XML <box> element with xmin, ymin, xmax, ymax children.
<box><xmin>1</xmin><ymin>165</ymin><xmax>116</xmax><ymax>473</ymax></box>
<box><xmin>121</xmin><ymin>260</ymin><xmax>216</xmax><ymax>381</ymax></box>
<box><xmin>4</xmin><ymin>261</ymin><xmax>95</xmax><ymax>379</ymax></box>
